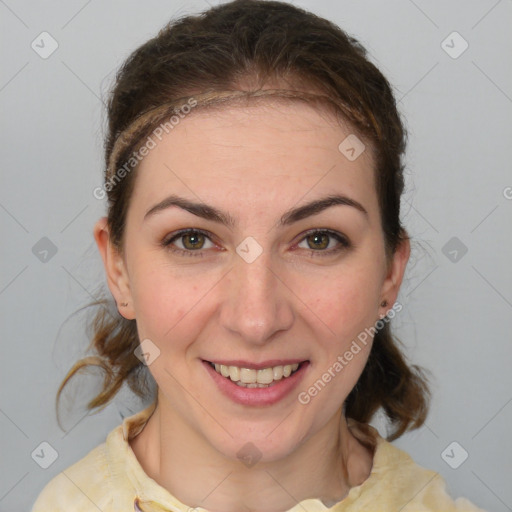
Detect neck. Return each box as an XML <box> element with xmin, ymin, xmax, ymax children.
<box><xmin>130</xmin><ymin>398</ymin><xmax>373</xmax><ymax>512</ymax></box>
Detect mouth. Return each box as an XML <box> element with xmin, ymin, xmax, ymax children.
<box><xmin>203</xmin><ymin>360</ymin><xmax>307</xmax><ymax>388</ymax></box>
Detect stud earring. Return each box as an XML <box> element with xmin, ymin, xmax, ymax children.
<box><xmin>119</xmin><ymin>302</ymin><xmax>129</xmax><ymax>307</ymax></box>
<box><xmin>378</xmin><ymin>300</ymin><xmax>389</xmax><ymax>320</ymax></box>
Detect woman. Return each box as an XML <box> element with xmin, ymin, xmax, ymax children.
<box><xmin>32</xmin><ymin>1</ymin><xmax>486</xmax><ymax>510</ymax></box>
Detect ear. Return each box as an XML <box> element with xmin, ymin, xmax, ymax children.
<box><xmin>378</xmin><ymin>234</ymin><xmax>410</xmax><ymax>317</ymax></box>
<box><xmin>93</xmin><ymin>217</ymin><xmax>135</xmax><ymax>320</ymax></box>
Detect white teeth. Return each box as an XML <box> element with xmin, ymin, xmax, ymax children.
<box><xmin>240</xmin><ymin>368</ymin><xmax>257</xmax><ymax>384</ymax></box>
<box><xmin>273</xmin><ymin>366</ymin><xmax>283</xmax><ymax>380</ymax></box>
<box><xmin>229</xmin><ymin>366</ymin><xmax>240</xmax><ymax>382</ymax></box>
<box><xmin>212</xmin><ymin>362</ymin><xmax>300</xmax><ymax>386</ymax></box>
<box><xmin>257</xmin><ymin>368</ymin><xmax>274</xmax><ymax>384</ymax></box>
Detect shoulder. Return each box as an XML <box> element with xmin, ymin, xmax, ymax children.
<box><xmin>366</xmin><ymin>436</ymin><xmax>487</xmax><ymax>511</ymax></box>
<box><xmin>345</xmin><ymin>420</ymin><xmax>487</xmax><ymax>511</ymax></box>
<box><xmin>31</xmin><ymin>405</ymin><xmax>157</xmax><ymax>512</ymax></box>
<box><xmin>31</xmin><ymin>441</ymin><xmax>113</xmax><ymax>512</ymax></box>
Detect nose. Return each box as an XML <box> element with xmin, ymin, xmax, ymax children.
<box><xmin>219</xmin><ymin>248</ymin><xmax>295</xmax><ymax>345</ymax></box>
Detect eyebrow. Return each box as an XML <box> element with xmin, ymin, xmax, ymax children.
<box><xmin>144</xmin><ymin>193</ymin><xmax>368</xmax><ymax>227</ymax></box>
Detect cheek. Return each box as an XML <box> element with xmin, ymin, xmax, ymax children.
<box><xmin>129</xmin><ymin>261</ymin><xmax>221</xmax><ymax>347</ymax></box>
<box><xmin>129</xmin><ymin>264</ymin><xmax>189</xmax><ymax>340</ymax></box>
<box><xmin>294</xmin><ymin>265</ymin><xmax>382</xmax><ymax>341</ymax></box>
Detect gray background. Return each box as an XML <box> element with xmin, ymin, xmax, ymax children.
<box><xmin>1</xmin><ymin>1</ymin><xmax>511</xmax><ymax>511</ymax></box>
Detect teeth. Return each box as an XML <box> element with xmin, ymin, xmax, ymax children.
<box><xmin>240</xmin><ymin>368</ymin><xmax>257</xmax><ymax>384</ymax></box>
<box><xmin>211</xmin><ymin>362</ymin><xmax>300</xmax><ymax>386</ymax></box>
<box><xmin>229</xmin><ymin>366</ymin><xmax>240</xmax><ymax>382</ymax></box>
<box><xmin>273</xmin><ymin>366</ymin><xmax>283</xmax><ymax>380</ymax></box>
<box><xmin>257</xmin><ymin>368</ymin><xmax>274</xmax><ymax>384</ymax></box>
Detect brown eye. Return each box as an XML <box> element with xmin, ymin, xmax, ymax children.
<box><xmin>306</xmin><ymin>232</ymin><xmax>330</xmax><ymax>250</ymax></box>
<box><xmin>162</xmin><ymin>229</ymin><xmax>215</xmax><ymax>257</ymax></box>
<box><xmin>181</xmin><ymin>232</ymin><xmax>206</xmax><ymax>250</ymax></box>
<box><xmin>297</xmin><ymin>229</ymin><xmax>350</xmax><ymax>256</ymax></box>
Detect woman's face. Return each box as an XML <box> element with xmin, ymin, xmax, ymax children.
<box><xmin>97</xmin><ymin>100</ymin><xmax>409</xmax><ymax>462</ymax></box>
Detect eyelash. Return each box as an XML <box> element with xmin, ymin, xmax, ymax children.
<box><xmin>161</xmin><ymin>228</ymin><xmax>351</xmax><ymax>258</ymax></box>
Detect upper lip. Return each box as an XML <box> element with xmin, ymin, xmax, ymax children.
<box><xmin>204</xmin><ymin>359</ymin><xmax>308</xmax><ymax>370</ymax></box>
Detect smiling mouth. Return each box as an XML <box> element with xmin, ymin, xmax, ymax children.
<box><xmin>205</xmin><ymin>361</ymin><xmax>306</xmax><ymax>388</ymax></box>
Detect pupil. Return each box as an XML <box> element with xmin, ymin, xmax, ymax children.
<box><xmin>185</xmin><ymin>233</ymin><xmax>203</xmax><ymax>249</ymax></box>
<box><xmin>310</xmin><ymin>233</ymin><xmax>328</xmax><ymax>250</ymax></box>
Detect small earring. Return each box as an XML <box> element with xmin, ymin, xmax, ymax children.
<box><xmin>379</xmin><ymin>300</ymin><xmax>388</xmax><ymax>320</ymax></box>
<box><xmin>119</xmin><ymin>302</ymin><xmax>128</xmax><ymax>307</ymax></box>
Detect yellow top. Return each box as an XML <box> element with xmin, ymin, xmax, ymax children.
<box><xmin>31</xmin><ymin>403</ymin><xmax>486</xmax><ymax>512</ymax></box>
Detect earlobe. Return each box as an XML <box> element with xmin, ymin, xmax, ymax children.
<box><xmin>93</xmin><ymin>217</ymin><xmax>136</xmax><ymax>320</ymax></box>
<box><xmin>379</xmin><ymin>235</ymin><xmax>411</xmax><ymax>315</ymax></box>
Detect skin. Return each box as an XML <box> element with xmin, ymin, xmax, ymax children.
<box><xmin>94</xmin><ymin>99</ymin><xmax>410</xmax><ymax>512</ymax></box>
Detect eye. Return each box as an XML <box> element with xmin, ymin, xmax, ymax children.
<box><xmin>296</xmin><ymin>229</ymin><xmax>350</xmax><ymax>256</ymax></box>
<box><xmin>162</xmin><ymin>229</ymin><xmax>216</xmax><ymax>257</ymax></box>
<box><xmin>162</xmin><ymin>228</ymin><xmax>351</xmax><ymax>259</ymax></box>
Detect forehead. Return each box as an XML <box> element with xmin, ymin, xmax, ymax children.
<box><xmin>131</xmin><ymin>100</ymin><xmax>378</xmax><ymax>221</ymax></box>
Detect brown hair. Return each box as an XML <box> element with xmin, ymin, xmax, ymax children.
<box><xmin>57</xmin><ymin>0</ymin><xmax>429</xmax><ymax>440</ymax></box>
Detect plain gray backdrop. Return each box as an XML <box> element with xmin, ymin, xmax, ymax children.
<box><xmin>1</xmin><ymin>1</ymin><xmax>511</xmax><ymax>511</ymax></box>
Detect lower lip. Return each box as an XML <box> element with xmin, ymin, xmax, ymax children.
<box><xmin>202</xmin><ymin>360</ymin><xmax>309</xmax><ymax>406</ymax></box>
